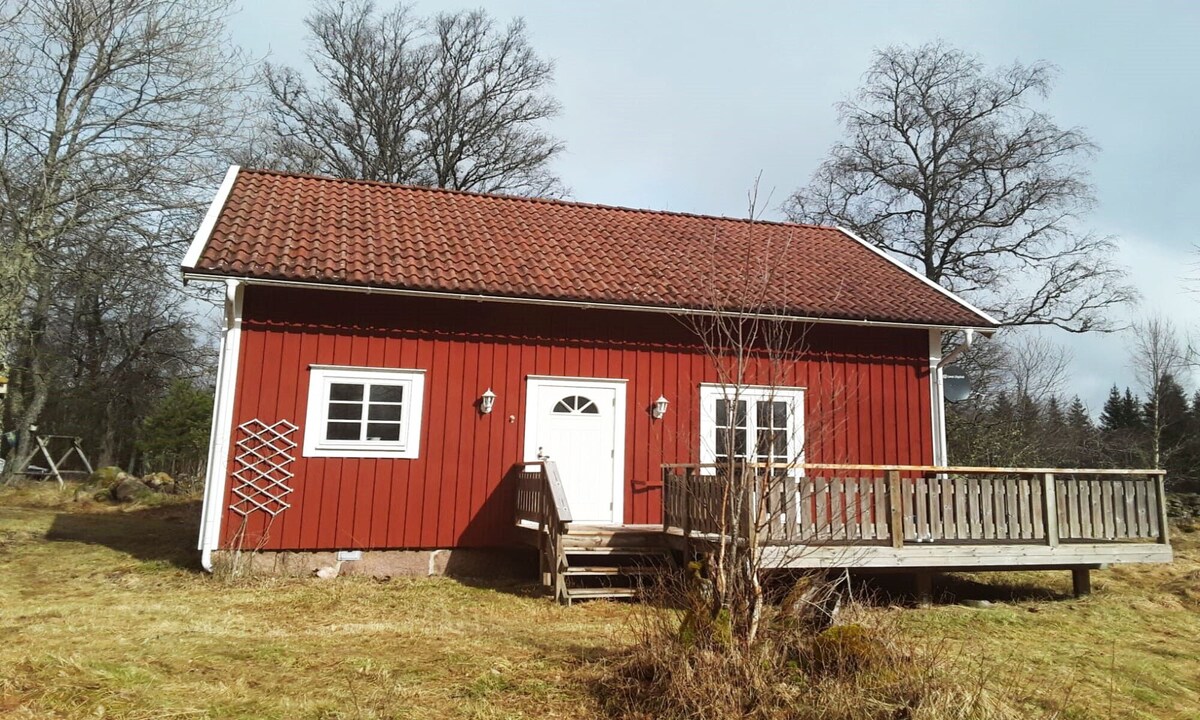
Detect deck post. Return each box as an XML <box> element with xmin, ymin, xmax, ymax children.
<box><xmin>887</xmin><ymin>470</ymin><xmax>904</xmax><ymax>549</ymax></box>
<box><xmin>1154</xmin><ymin>473</ymin><xmax>1170</xmax><ymax>545</ymax></box>
<box><xmin>1042</xmin><ymin>473</ymin><xmax>1059</xmax><ymax>547</ymax></box>
<box><xmin>914</xmin><ymin>571</ymin><xmax>933</xmax><ymax>608</ymax></box>
<box><xmin>662</xmin><ymin>467</ymin><xmax>670</xmax><ymax>534</ymax></box>
<box><xmin>1071</xmin><ymin>567</ymin><xmax>1091</xmax><ymax>597</ymax></box>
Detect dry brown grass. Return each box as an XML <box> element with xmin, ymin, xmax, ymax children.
<box><xmin>0</xmin><ymin>482</ymin><xmax>1197</xmax><ymax>719</ymax></box>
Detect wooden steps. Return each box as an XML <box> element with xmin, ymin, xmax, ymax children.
<box><xmin>553</xmin><ymin>526</ymin><xmax>676</xmax><ymax>604</ymax></box>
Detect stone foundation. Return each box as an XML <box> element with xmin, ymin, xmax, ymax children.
<box><xmin>211</xmin><ymin>547</ymin><xmax>536</xmax><ymax>580</ymax></box>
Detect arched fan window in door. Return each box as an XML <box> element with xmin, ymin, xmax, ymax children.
<box><xmin>552</xmin><ymin>395</ymin><xmax>599</xmax><ymax>415</ymax></box>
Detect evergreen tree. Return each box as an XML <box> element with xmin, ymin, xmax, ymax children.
<box><xmin>1044</xmin><ymin>396</ymin><xmax>1065</xmax><ymax>430</ymax></box>
<box><xmin>1066</xmin><ymin>396</ymin><xmax>1093</xmax><ymax>432</ymax></box>
<box><xmin>1099</xmin><ymin>385</ymin><xmax>1124</xmax><ymax>432</ymax></box>
<box><xmin>1065</xmin><ymin>396</ymin><xmax>1100</xmax><ymax>467</ymax></box>
<box><xmin>138</xmin><ymin>381</ymin><xmax>214</xmax><ymax>474</ymax></box>
<box><xmin>1121</xmin><ymin>388</ymin><xmax>1143</xmax><ymax>429</ymax></box>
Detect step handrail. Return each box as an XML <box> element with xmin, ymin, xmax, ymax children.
<box><xmin>514</xmin><ymin>460</ymin><xmax>573</xmax><ymax>603</ymax></box>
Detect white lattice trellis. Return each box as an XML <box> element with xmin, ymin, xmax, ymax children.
<box><xmin>229</xmin><ymin>419</ymin><xmax>298</xmax><ymax>517</ymax></box>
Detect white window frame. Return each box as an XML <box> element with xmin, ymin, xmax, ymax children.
<box><xmin>303</xmin><ymin>365</ymin><xmax>426</xmax><ymax>458</ymax></box>
<box><xmin>698</xmin><ymin>383</ymin><xmax>806</xmax><ymax>473</ymax></box>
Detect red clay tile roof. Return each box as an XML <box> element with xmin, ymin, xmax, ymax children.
<box><xmin>187</xmin><ymin>169</ymin><xmax>996</xmax><ymax>329</ymax></box>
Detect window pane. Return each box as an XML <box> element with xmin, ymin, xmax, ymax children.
<box><xmin>326</xmin><ymin>421</ymin><xmax>360</xmax><ymax>440</ymax></box>
<box><xmin>733</xmin><ymin>429</ymin><xmax>746</xmax><ymax>457</ymax></box>
<box><xmin>368</xmin><ymin>404</ymin><xmax>403</xmax><ymax>421</ymax></box>
<box><xmin>756</xmin><ymin>429</ymin><xmax>788</xmax><ymax>460</ymax></box>
<box><xmin>369</xmin><ymin>384</ymin><xmax>404</xmax><ymax>403</ymax></box>
<box><xmin>756</xmin><ymin>429</ymin><xmax>772</xmax><ymax>458</ymax></box>
<box><xmin>715</xmin><ymin>399</ymin><xmax>746</xmax><ymax>428</ymax></box>
<box><xmin>772</xmin><ymin>429</ymin><xmax>788</xmax><ymax>458</ymax></box>
<box><xmin>366</xmin><ymin>423</ymin><xmax>401</xmax><ymax>442</ymax></box>
<box><xmin>330</xmin><ymin>383</ymin><xmax>364</xmax><ymax>401</ymax></box>
<box><xmin>756</xmin><ymin>400</ymin><xmax>787</xmax><ymax>428</ymax></box>
<box><xmin>328</xmin><ymin>403</ymin><xmax>363</xmax><ymax>420</ymax></box>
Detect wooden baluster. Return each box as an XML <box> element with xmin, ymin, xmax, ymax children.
<box><xmin>887</xmin><ymin>469</ymin><xmax>904</xmax><ymax>549</ymax></box>
<box><xmin>1042</xmin><ymin>473</ymin><xmax>1059</xmax><ymax>547</ymax></box>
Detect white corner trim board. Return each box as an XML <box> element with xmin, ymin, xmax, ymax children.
<box><xmin>835</xmin><ymin>227</ymin><xmax>1001</xmax><ymax>329</ymax></box>
<box><xmin>181</xmin><ymin>165</ymin><xmax>240</xmax><ymax>270</ymax></box>
<box><xmin>198</xmin><ymin>279</ymin><xmax>244</xmax><ymax>571</ymax></box>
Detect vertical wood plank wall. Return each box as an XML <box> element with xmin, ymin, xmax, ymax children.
<box><xmin>221</xmin><ymin>286</ymin><xmax>935</xmax><ymax>550</ymax></box>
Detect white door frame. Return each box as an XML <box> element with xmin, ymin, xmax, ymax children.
<box><xmin>524</xmin><ymin>374</ymin><xmax>627</xmax><ymax>525</ymax></box>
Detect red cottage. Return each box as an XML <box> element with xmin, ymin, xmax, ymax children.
<box><xmin>184</xmin><ymin>168</ymin><xmax>1170</xmax><ymax>601</ymax></box>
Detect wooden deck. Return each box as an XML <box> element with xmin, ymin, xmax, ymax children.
<box><xmin>662</xmin><ymin>464</ymin><xmax>1172</xmax><ymax>568</ymax></box>
<box><xmin>515</xmin><ymin>461</ymin><xmax>1174</xmax><ymax>603</ymax></box>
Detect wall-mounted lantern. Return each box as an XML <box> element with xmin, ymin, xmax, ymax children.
<box><xmin>479</xmin><ymin>388</ymin><xmax>497</xmax><ymax>415</ymax></box>
<box><xmin>651</xmin><ymin>395</ymin><xmax>669</xmax><ymax>420</ymax></box>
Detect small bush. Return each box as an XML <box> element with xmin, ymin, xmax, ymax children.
<box><xmin>597</xmin><ymin>575</ymin><xmax>1066</xmax><ymax>720</ymax></box>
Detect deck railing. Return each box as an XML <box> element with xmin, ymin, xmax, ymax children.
<box><xmin>514</xmin><ymin>461</ymin><xmax>573</xmax><ymax>601</ymax></box>
<box><xmin>662</xmin><ymin>463</ymin><xmax>1170</xmax><ymax>549</ymax></box>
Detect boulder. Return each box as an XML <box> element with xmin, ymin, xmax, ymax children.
<box><xmin>90</xmin><ymin>466</ymin><xmax>126</xmax><ymax>489</ymax></box>
<box><xmin>141</xmin><ymin>472</ymin><xmax>175</xmax><ymax>491</ymax></box>
<box><xmin>111</xmin><ymin>477</ymin><xmax>153</xmax><ymax>503</ymax></box>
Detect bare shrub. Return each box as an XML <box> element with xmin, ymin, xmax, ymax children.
<box><xmin>596</xmin><ymin>574</ymin><xmax>1070</xmax><ymax>720</ymax></box>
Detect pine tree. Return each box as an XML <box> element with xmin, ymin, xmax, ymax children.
<box><xmin>1045</xmin><ymin>396</ymin><xmax>1066</xmax><ymax>429</ymax></box>
<box><xmin>1065</xmin><ymin>396</ymin><xmax>1099</xmax><ymax>467</ymax></box>
<box><xmin>1121</xmin><ymin>388</ymin><xmax>1143</xmax><ymax>429</ymax></box>
<box><xmin>1099</xmin><ymin>385</ymin><xmax>1124</xmax><ymax>432</ymax></box>
<box><xmin>1067</xmin><ymin>396</ymin><xmax>1093</xmax><ymax>432</ymax></box>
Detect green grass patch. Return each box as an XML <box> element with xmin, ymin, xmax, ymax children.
<box><xmin>0</xmin><ymin>482</ymin><xmax>1197</xmax><ymax>718</ymax></box>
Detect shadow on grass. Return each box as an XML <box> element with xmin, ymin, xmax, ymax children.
<box><xmin>44</xmin><ymin>501</ymin><xmax>203</xmax><ymax>571</ymax></box>
<box><xmin>840</xmin><ymin>570</ymin><xmax>1069</xmax><ymax>605</ymax></box>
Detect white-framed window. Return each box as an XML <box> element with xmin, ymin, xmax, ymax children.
<box><xmin>699</xmin><ymin>384</ymin><xmax>805</xmax><ymax>470</ymax></box>
<box><xmin>303</xmin><ymin>365</ymin><xmax>426</xmax><ymax>458</ymax></box>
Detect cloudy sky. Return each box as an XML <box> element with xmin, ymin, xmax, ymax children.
<box><xmin>228</xmin><ymin>0</ymin><xmax>1199</xmax><ymax>412</ymax></box>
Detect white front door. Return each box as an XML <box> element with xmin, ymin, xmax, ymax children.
<box><xmin>524</xmin><ymin>376</ymin><xmax>626</xmax><ymax>524</ymax></box>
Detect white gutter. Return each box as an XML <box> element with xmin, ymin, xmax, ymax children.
<box><xmin>198</xmin><ymin>279</ymin><xmax>244</xmax><ymax>572</ymax></box>
<box><xmin>181</xmin><ymin>272</ymin><xmax>999</xmax><ymax>335</ymax></box>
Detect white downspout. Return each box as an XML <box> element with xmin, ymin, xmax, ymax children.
<box><xmin>938</xmin><ymin>329</ymin><xmax>976</xmax><ymax>370</ymax></box>
<box><xmin>929</xmin><ymin>329</ymin><xmax>978</xmax><ymax>467</ymax></box>
<box><xmin>198</xmin><ymin>279</ymin><xmax>244</xmax><ymax>571</ymax></box>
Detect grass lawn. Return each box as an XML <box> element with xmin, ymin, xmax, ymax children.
<box><xmin>0</xmin><ymin>484</ymin><xmax>1197</xmax><ymax>719</ymax></box>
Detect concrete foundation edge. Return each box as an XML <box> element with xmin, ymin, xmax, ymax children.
<box><xmin>210</xmin><ymin>547</ymin><xmax>537</xmax><ymax>580</ymax></box>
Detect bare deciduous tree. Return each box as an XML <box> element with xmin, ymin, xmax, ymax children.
<box><xmin>1130</xmin><ymin>314</ymin><xmax>1188</xmax><ymax>469</ymax></box>
<box><xmin>261</xmin><ymin>0</ymin><xmax>564</xmax><ymax>196</ymax></box>
<box><xmin>788</xmin><ymin>41</ymin><xmax>1134</xmax><ymax>332</ymax></box>
<box><xmin>0</xmin><ymin>0</ymin><xmax>250</xmax><ymax>479</ymax></box>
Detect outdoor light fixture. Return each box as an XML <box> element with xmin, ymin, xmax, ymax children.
<box><xmin>651</xmin><ymin>395</ymin><xmax>669</xmax><ymax>420</ymax></box>
<box><xmin>480</xmin><ymin>388</ymin><xmax>496</xmax><ymax>415</ymax></box>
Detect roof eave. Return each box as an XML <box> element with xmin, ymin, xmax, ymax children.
<box><xmin>835</xmin><ymin>226</ymin><xmax>1002</xmax><ymax>329</ymax></box>
<box><xmin>181</xmin><ymin>270</ymin><xmax>999</xmax><ymax>334</ymax></box>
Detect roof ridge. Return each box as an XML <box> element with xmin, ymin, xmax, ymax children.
<box><xmin>238</xmin><ymin>167</ymin><xmax>833</xmax><ymax>231</ymax></box>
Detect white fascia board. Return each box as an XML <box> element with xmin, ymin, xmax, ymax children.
<box><xmin>835</xmin><ymin>226</ymin><xmax>1002</xmax><ymax>330</ymax></box>
<box><xmin>180</xmin><ymin>273</ymin><xmax>1000</xmax><ymax>334</ymax></box>
<box><xmin>182</xmin><ymin>165</ymin><xmax>240</xmax><ymax>270</ymax></box>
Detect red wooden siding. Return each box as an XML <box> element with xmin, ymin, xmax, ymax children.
<box><xmin>220</xmin><ymin>285</ymin><xmax>934</xmax><ymax>550</ymax></box>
